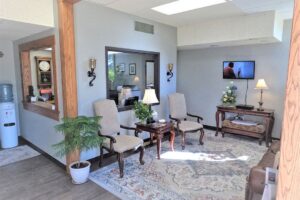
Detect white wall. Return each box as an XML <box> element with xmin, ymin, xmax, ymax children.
<box><xmin>0</xmin><ymin>39</ymin><xmax>20</xmax><ymax>135</ymax></box>
<box><xmin>0</xmin><ymin>0</ymin><xmax>54</xmax><ymax>27</ymax></box>
<box><xmin>177</xmin><ymin>11</ymin><xmax>284</xmax><ymax>49</ymax></box>
<box><xmin>12</xmin><ymin>0</ymin><xmax>65</xmax><ymax>164</ymax></box>
<box><xmin>177</xmin><ymin>20</ymin><xmax>292</xmax><ymax>138</ymax></box>
<box><xmin>74</xmin><ymin>1</ymin><xmax>177</xmax><ymax>160</ymax></box>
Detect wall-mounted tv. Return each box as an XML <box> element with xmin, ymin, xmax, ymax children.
<box><xmin>223</xmin><ymin>61</ymin><xmax>255</xmax><ymax>79</ymax></box>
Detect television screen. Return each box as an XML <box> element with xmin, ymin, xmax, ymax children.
<box><xmin>223</xmin><ymin>61</ymin><xmax>255</xmax><ymax>79</ymax></box>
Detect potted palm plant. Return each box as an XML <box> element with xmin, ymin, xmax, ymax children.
<box><xmin>53</xmin><ymin>116</ymin><xmax>103</xmax><ymax>184</ymax></box>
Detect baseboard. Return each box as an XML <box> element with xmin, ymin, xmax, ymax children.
<box><xmin>19</xmin><ymin>136</ymin><xmax>66</xmax><ymax>169</ymax></box>
<box><xmin>203</xmin><ymin>125</ymin><xmax>217</xmax><ymax>131</ymax></box>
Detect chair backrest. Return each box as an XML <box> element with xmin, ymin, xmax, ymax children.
<box><xmin>168</xmin><ymin>93</ymin><xmax>187</xmax><ymax>119</ymax></box>
<box><xmin>93</xmin><ymin>99</ymin><xmax>121</xmax><ymax>136</ymax></box>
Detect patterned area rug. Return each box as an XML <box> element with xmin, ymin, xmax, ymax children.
<box><xmin>0</xmin><ymin>145</ymin><xmax>40</xmax><ymax>167</ymax></box>
<box><xmin>89</xmin><ymin>130</ymin><xmax>267</xmax><ymax>200</ymax></box>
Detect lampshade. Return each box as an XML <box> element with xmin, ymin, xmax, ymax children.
<box><xmin>255</xmin><ymin>79</ymin><xmax>268</xmax><ymax>89</ymax></box>
<box><xmin>142</xmin><ymin>89</ymin><xmax>159</xmax><ymax>104</ymax></box>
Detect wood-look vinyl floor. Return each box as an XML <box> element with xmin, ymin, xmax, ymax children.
<box><xmin>0</xmin><ymin>155</ymin><xmax>119</xmax><ymax>200</ymax></box>
<box><xmin>0</xmin><ymin>134</ymin><xmax>174</xmax><ymax>200</ymax></box>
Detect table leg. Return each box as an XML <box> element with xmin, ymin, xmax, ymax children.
<box><xmin>215</xmin><ymin>110</ymin><xmax>220</xmax><ymax>136</ymax></box>
<box><xmin>264</xmin><ymin>117</ymin><xmax>271</xmax><ymax>147</ymax></box>
<box><xmin>150</xmin><ymin>132</ymin><xmax>154</xmax><ymax>145</ymax></box>
<box><xmin>156</xmin><ymin>133</ymin><xmax>162</xmax><ymax>159</ymax></box>
<box><xmin>170</xmin><ymin>127</ymin><xmax>175</xmax><ymax>151</ymax></box>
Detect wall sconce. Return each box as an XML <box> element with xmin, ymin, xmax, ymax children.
<box><xmin>167</xmin><ymin>63</ymin><xmax>174</xmax><ymax>82</ymax></box>
<box><xmin>88</xmin><ymin>58</ymin><xmax>96</xmax><ymax>86</ymax></box>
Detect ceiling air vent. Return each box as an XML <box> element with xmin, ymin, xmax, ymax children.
<box><xmin>135</xmin><ymin>21</ymin><xmax>154</xmax><ymax>34</ymax></box>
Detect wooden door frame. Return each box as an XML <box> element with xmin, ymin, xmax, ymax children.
<box><xmin>277</xmin><ymin>1</ymin><xmax>300</xmax><ymax>199</ymax></box>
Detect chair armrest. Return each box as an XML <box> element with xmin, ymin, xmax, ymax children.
<box><xmin>120</xmin><ymin>124</ymin><xmax>141</xmax><ymax>137</ymax></box>
<box><xmin>169</xmin><ymin>115</ymin><xmax>182</xmax><ymax>129</ymax></box>
<box><xmin>169</xmin><ymin>115</ymin><xmax>181</xmax><ymax>123</ymax></box>
<box><xmin>248</xmin><ymin>166</ymin><xmax>266</xmax><ymax>194</ymax></box>
<box><xmin>187</xmin><ymin>113</ymin><xmax>203</xmax><ymax>123</ymax></box>
<box><xmin>120</xmin><ymin>124</ymin><xmax>136</xmax><ymax>131</ymax></box>
<box><xmin>98</xmin><ymin>131</ymin><xmax>116</xmax><ymax>152</ymax></box>
<box><xmin>98</xmin><ymin>131</ymin><xmax>116</xmax><ymax>143</ymax></box>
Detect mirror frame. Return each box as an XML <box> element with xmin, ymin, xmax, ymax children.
<box><xmin>105</xmin><ymin>46</ymin><xmax>160</xmax><ymax>112</ymax></box>
<box><xmin>19</xmin><ymin>35</ymin><xmax>59</xmax><ymax>120</ymax></box>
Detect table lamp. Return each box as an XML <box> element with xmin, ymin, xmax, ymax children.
<box><xmin>142</xmin><ymin>89</ymin><xmax>159</xmax><ymax>123</ymax></box>
<box><xmin>255</xmin><ymin>79</ymin><xmax>268</xmax><ymax>111</ymax></box>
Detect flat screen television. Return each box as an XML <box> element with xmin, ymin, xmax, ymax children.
<box><xmin>223</xmin><ymin>61</ymin><xmax>255</xmax><ymax>79</ymax></box>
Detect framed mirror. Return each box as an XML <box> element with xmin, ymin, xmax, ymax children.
<box><xmin>19</xmin><ymin>36</ymin><xmax>59</xmax><ymax>120</ymax></box>
<box><xmin>105</xmin><ymin>47</ymin><xmax>160</xmax><ymax>111</ymax></box>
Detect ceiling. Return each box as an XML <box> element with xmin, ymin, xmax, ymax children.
<box><xmin>0</xmin><ymin>19</ymin><xmax>52</xmax><ymax>41</ymax></box>
<box><xmin>85</xmin><ymin>0</ymin><xmax>294</xmax><ymax>27</ymax></box>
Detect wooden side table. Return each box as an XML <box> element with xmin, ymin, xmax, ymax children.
<box><xmin>215</xmin><ymin>106</ymin><xmax>275</xmax><ymax>146</ymax></box>
<box><xmin>135</xmin><ymin>122</ymin><xmax>175</xmax><ymax>159</ymax></box>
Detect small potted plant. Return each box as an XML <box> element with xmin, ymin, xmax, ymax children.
<box><xmin>53</xmin><ymin>116</ymin><xmax>103</xmax><ymax>184</ymax></box>
<box><xmin>134</xmin><ymin>101</ymin><xmax>152</xmax><ymax>124</ymax></box>
<box><xmin>221</xmin><ymin>81</ymin><xmax>237</xmax><ymax>106</ymax></box>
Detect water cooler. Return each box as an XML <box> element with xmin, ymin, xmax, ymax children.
<box><xmin>0</xmin><ymin>84</ymin><xmax>18</xmax><ymax>148</ymax></box>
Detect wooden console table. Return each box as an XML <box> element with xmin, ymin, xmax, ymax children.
<box><xmin>215</xmin><ymin>106</ymin><xmax>275</xmax><ymax>146</ymax></box>
<box><xmin>135</xmin><ymin>122</ymin><xmax>175</xmax><ymax>159</ymax></box>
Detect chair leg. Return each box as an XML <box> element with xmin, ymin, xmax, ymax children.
<box><xmin>199</xmin><ymin>128</ymin><xmax>204</xmax><ymax>145</ymax></box>
<box><xmin>138</xmin><ymin>146</ymin><xmax>145</xmax><ymax>165</ymax></box>
<box><xmin>99</xmin><ymin>145</ymin><xmax>104</xmax><ymax>167</ymax></box>
<box><xmin>222</xmin><ymin>131</ymin><xmax>225</xmax><ymax>138</ymax></box>
<box><xmin>117</xmin><ymin>153</ymin><xmax>124</xmax><ymax>178</ymax></box>
<box><xmin>181</xmin><ymin>131</ymin><xmax>186</xmax><ymax>150</ymax></box>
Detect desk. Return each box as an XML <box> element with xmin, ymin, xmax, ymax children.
<box><xmin>215</xmin><ymin>106</ymin><xmax>275</xmax><ymax>146</ymax></box>
<box><xmin>135</xmin><ymin>122</ymin><xmax>175</xmax><ymax>159</ymax></box>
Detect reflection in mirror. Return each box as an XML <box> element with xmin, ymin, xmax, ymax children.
<box><xmin>19</xmin><ymin>35</ymin><xmax>59</xmax><ymax>120</ymax></box>
<box><xmin>106</xmin><ymin>47</ymin><xmax>160</xmax><ymax>111</ymax></box>
<box><xmin>146</xmin><ymin>61</ymin><xmax>155</xmax><ymax>88</ymax></box>
<box><xmin>29</xmin><ymin>47</ymin><xmax>55</xmax><ymax>109</ymax></box>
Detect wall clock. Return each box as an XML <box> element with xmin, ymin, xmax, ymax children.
<box><xmin>39</xmin><ymin>61</ymin><xmax>51</xmax><ymax>72</ymax></box>
<box><xmin>35</xmin><ymin>56</ymin><xmax>52</xmax><ymax>88</ymax></box>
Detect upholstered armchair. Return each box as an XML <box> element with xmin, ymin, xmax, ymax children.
<box><xmin>168</xmin><ymin>93</ymin><xmax>205</xmax><ymax>150</ymax></box>
<box><xmin>93</xmin><ymin>99</ymin><xmax>145</xmax><ymax>178</ymax></box>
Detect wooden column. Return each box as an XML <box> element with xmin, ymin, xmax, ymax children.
<box><xmin>277</xmin><ymin>1</ymin><xmax>300</xmax><ymax>199</ymax></box>
<box><xmin>57</xmin><ymin>0</ymin><xmax>80</xmax><ymax>168</ymax></box>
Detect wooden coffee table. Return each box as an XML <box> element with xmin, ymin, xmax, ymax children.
<box><xmin>135</xmin><ymin>122</ymin><xmax>175</xmax><ymax>159</ymax></box>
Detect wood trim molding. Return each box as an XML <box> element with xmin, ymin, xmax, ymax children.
<box><xmin>19</xmin><ymin>35</ymin><xmax>60</xmax><ymax>121</ymax></box>
<box><xmin>57</xmin><ymin>0</ymin><xmax>79</xmax><ymax>170</ymax></box>
<box><xmin>277</xmin><ymin>1</ymin><xmax>300</xmax><ymax>199</ymax></box>
<box><xmin>57</xmin><ymin>0</ymin><xmax>78</xmax><ymax>118</ymax></box>
<box><xmin>23</xmin><ymin>102</ymin><xmax>59</xmax><ymax>121</ymax></box>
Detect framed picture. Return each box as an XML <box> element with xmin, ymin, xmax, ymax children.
<box><xmin>129</xmin><ymin>63</ymin><xmax>136</xmax><ymax>75</ymax></box>
<box><xmin>117</xmin><ymin>63</ymin><xmax>125</xmax><ymax>73</ymax></box>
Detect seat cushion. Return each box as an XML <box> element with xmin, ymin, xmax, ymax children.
<box><xmin>178</xmin><ymin>120</ymin><xmax>203</xmax><ymax>132</ymax></box>
<box><xmin>103</xmin><ymin>135</ymin><xmax>143</xmax><ymax>153</ymax></box>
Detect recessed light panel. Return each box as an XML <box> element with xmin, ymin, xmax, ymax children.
<box><xmin>152</xmin><ymin>0</ymin><xmax>228</xmax><ymax>15</ymax></box>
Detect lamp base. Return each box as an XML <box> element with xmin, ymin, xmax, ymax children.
<box><xmin>257</xmin><ymin>101</ymin><xmax>264</xmax><ymax>111</ymax></box>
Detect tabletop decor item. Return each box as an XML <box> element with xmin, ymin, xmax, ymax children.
<box><xmin>142</xmin><ymin>88</ymin><xmax>159</xmax><ymax>123</ymax></box>
<box><xmin>134</xmin><ymin>102</ymin><xmax>152</xmax><ymax>124</ymax></box>
<box><xmin>255</xmin><ymin>79</ymin><xmax>269</xmax><ymax>111</ymax></box>
<box><xmin>53</xmin><ymin>116</ymin><xmax>104</xmax><ymax>184</ymax></box>
<box><xmin>221</xmin><ymin>81</ymin><xmax>237</xmax><ymax>106</ymax></box>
